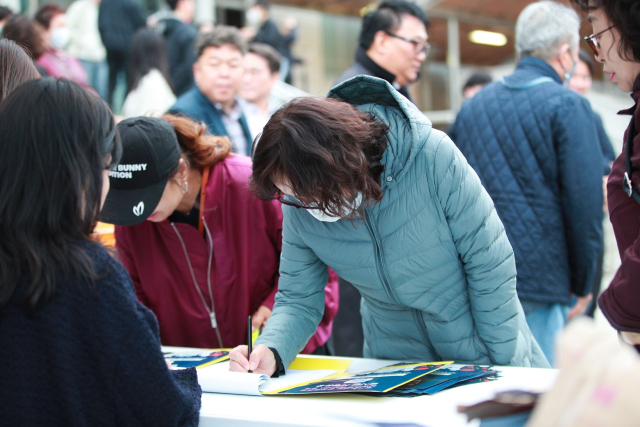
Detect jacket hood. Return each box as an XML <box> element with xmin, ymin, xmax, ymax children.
<box><xmin>327</xmin><ymin>75</ymin><xmax>432</xmax><ymax>188</ymax></box>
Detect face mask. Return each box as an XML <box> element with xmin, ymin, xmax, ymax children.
<box><xmin>51</xmin><ymin>27</ymin><xmax>70</xmax><ymax>50</ymax></box>
<box><xmin>245</xmin><ymin>8</ymin><xmax>262</xmax><ymax>27</ymax></box>
<box><xmin>306</xmin><ymin>193</ymin><xmax>363</xmax><ymax>222</ymax></box>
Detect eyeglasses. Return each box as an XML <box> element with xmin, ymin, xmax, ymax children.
<box><xmin>584</xmin><ymin>25</ymin><xmax>616</xmax><ymax>56</ymax></box>
<box><xmin>276</xmin><ymin>191</ymin><xmax>314</xmax><ymax>210</ymax></box>
<box><xmin>384</xmin><ymin>31</ymin><xmax>431</xmax><ymax>56</ymax></box>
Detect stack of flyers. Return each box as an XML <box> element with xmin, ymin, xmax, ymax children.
<box><xmin>381</xmin><ymin>365</ymin><xmax>500</xmax><ymax>397</ymax></box>
<box><xmin>164</xmin><ymin>349</ymin><xmax>229</xmax><ymax>369</ymax></box>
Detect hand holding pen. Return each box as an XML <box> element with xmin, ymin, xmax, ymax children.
<box><xmin>229</xmin><ymin>317</ymin><xmax>277</xmax><ymax>376</ymax></box>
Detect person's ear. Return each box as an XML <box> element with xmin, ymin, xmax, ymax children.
<box><xmin>175</xmin><ymin>158</ymin><xmax>189</xmax><ymax>182</ymax></box>
<box><xmin>271</xmin><ymin>71</ymin><xmax>280</xmax><ymax>84</ymax></box>
<box><xmin>371</xmin><ymin>30</ymin><xmax>389</xmax><ymax>54</ymax></box>
<box><xmin>193</xmin><ymin>61</ymin><xmax>201</xmax><ymax>84</ymax></box>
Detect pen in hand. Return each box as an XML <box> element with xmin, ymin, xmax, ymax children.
<box><xmin>247</xmin><ymin>315</ymin><xmax>253</xmax><ymax>373</ymax></box>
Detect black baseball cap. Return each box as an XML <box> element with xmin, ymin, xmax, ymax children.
<box><xmin>100</xmin><ymin>117</ymin><xmax>181</xmax><ymax>226</ymax></box>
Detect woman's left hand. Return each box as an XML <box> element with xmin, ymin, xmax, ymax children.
<box><xmin>252</xmin><ymin>305</ymin><xmax>272</xmax><ymax>331</ymax></box>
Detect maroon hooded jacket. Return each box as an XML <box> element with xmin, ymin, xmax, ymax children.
<box><xmin>115</xmin><ymin>155</ymin><xmax>338</xmax><ymax>352</ymax></box>
<box><xmin>599</xmin><ymin>75</ymin><xmax>640</xmax><ymax>340</ymax></box>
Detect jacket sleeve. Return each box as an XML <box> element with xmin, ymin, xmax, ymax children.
<box><xmin>254</xmin><ymin>209</ymin><xmax>329</xmax><ymax>369</ymax></box>
<box><xmin>433</xmin><ymin>133</ymin><xmax>521</xmax><ymax>365</ymax></box>
<box><xmin>554</xmin><ymin>97</ymin><xmax>604</xmax><ymax>297</ymax></box>
<box><xmin>103</xmin><ymin>257</ymin><xmax>201</xmax><ymax>427</ymax></box>
<box><xmin>114</xmin><ymin>226</ymin><xmax>150</xmax><ymax>307</ymax></box>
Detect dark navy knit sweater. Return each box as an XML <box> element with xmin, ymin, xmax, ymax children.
<box><xmin>0</xmin><ymin>241</ymin><xmax>202</xmax><ymax>426</ymax></box>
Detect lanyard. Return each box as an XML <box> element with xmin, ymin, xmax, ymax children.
<box><xmin>623</xmin><ymin>112</ymin><xmax>640</xmax><ymax>205</ymax></box>
<box><xmin>198</xmin><ymin>166</ymin><xmax>210</xmax><ymax>235</ymax></box>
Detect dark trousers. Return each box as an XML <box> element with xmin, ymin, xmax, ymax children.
<box><xmin>587</xmin><ymin>236</ymin><xmax>605</xmax><ymax>318</ymax></box>
<box><xmin>332</xmin><ymin>278</ymin><xmax>364</xmax><ymax>357</ymax></box>
<box><xmin>106</xmin><ymin>49</ymin><xmax>127</xmax><ymax>107</ymax></box>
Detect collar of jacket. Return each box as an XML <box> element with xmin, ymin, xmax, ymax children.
<box><xmin>617</xmin><ymin>73</ymin><xmax>640</xmax><ymax>116</ymax></box>
<box><xmin>327</xmin><ymin>75</ymin><xmax>432</xmax><ymax>189</ymax></box>
<box><xmin>354</xmin><ymin>47</ymin><xmax>413</xmax><ymax>101</ymax></box>
<box><xmin>504</xmin><ymin>56</ymin><xmax>563</xmax><ymax>87</ymax></box>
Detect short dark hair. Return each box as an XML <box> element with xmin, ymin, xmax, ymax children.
<box><xmin>578</xmin><ymin>48</ymin><xmax>595</xmax><ymax>75</ymax></box>
<box><xmin>0</xmin><ymin>6</ymin><xmax>13</xmax><ymax>21</ymax></box>
<box><xmin>359</xmin><ymin>0</ymin><xmax>430</xmax><ymax>50</ymax></box>
<box><xmin>254</xmin><ymin>0</ymin><xmax>269</xmax><ymax>10</ymax></box>
<box><xmin>250</xmin><ymin>97</ymin><xmax>388</xmax><ymax>219</ymax></box>
<box><xmin>0</xmin><ymin>78</ymin><xmax>121</xmax><ymax>309</ymax></box>
<box><xmin>248</xmin><ymin>42</ymin><xmax>280</xmax><ymax>74</ymax></box>
<box><xmin>463</xmin><ymin>72</ymin><xmax>492</xmax><ymax>92</ymax></box>
<box><xmin>570</xmin><ymin>0</ymin><xmax>640</xmax><ymax>62</ymax></box>
<box><xmin>194</xmin><ymin>25</ymin><xmax>247</xmax><ymax>59</ymax></box>
<box><xmin>128</xmin><ymin>28</ymin><xmax>173</xmax><ymax>92</ymax></box>
<box><xmin>34</xmin><ymin>3</ymin><xmax>65</xmax><ymax>30</ymax></box>
<box><xmin>0</xmin><ymin>39</ymin><xmax>41</xmax><ymax>103</ymax></box>
<box><xmin>166</xmin><ymin>0</ymin><xmax>179</xmax><ymax>11</ymax></box>
<box><xmin>1</xmin><ymin>14</ymin><xmax>45</xmax><ymax>60</ymax></box>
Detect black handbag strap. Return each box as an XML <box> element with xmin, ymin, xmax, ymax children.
<box><xmin>623</xmin><ymin>112</ymin><xmax>640</xmax><ymax>205</ymax></box>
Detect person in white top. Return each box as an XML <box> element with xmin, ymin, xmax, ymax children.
<box><xmin>239</xmin><ymin>42</ymin><xmax>281</xmax><ymax>140</ymax></box>
<box><xmin>122</xmin><ymin>28</ymin><xmax>176</xmax><ymax>119</ymax></box>
<box><xmin>66</xmin><ymin>0</ymin><xmax>108</xmax><ymax>100</ymax></box>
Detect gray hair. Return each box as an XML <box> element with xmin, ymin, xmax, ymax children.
<box><xmin>515</xmin><ymin>1</ymin><xmax>580</xmax><ymax>61</ymax></box>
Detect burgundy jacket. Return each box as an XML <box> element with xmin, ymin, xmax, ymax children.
<box><xmin>115</xmin><ymin>155</ymin><xmax>338</xmax><ymax>352</ymax></box>
<box><xmin>599</xmin><ymin>75</ymin><xmax>640</xmax><ymax>336</ymax></box>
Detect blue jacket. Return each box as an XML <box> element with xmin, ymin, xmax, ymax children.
<box><xmin>169</xmin><ymin>86</ymin><xmax>253</xmax><ymax>155</ymax></box>
<box><xmin>448</xmin><ymin>57</ymin><xmax>604</xmax><ymax>304</ymax></box>
<box><xmin>255</xmin><ymin>76</ymin><xmax>548</xmax><ymax>369</ymax></box>
<box><xmin>0</xmin><ymin>242</ymin><xmax>201</xmax><ymax>426</ymax></box>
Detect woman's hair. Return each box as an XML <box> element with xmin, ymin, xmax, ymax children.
<box><xmin>0</xmin><ymin>39</ymin><xmax>41</xmax><ymax>102</ymax></box>
<box><xmin>162</xmin><ymin>114</ymin><xmax>232</xmax><ymax>172</ymax></box>
<box><xmin>570</xmin><ymin>0</ymin><xmax>640</xmax><ymax>63</ymax></box>
<box><xmin>1</xmin><ymin>14</ymin><xmax>45</xmax><ymax>60</ymax></box>
<box><xmin>34</xmin><ymin>3</ymin><xmax>65</xmax><ymax>30</ymax></box>
<box><xmin>127</xmin><ymin>28</ymin><xmax>173</xmax><ymax>93</ymax></box>
<box><xmin>250</xmin><ymin>97</ymin><xmax>388</xmax><ymax>218</ymax></box>
<box><xmin>0</xmin><ymin>78</ymin><xmax>121</xmax><ymax>309</ymax></box>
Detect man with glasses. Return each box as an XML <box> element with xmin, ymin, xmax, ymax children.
<box><xmin>448</xmin><ymin>1</ymin><xmax>604</xmax><ymax>366</ymax></box>
<box><xmin>334</xmin><ymin>0</ymin><xmax>429</xmax><ymax>104</ymax></box>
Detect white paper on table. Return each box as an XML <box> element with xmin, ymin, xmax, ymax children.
<box><xmin>196</xmin><ymin>361</ymin><xmax>340</xmax><ymax>396</ymax></box>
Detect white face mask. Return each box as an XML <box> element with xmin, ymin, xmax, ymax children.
<box><xmin>51</xmin><ymin>27</ymin><xmax>70</xmax><ymax>49</ymax></box>
<box><xmin>306</xmin><ymin>193</ymin><xmax>362</xmax><ymax>222</ymax></box>
<box><xmin>245</xmin><ymin>8</ymin><xmax>262</xmax><ymax>27</ymax></box>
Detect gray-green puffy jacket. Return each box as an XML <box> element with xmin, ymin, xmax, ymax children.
<box><xmin>255</xmin><ymin>76</ymin><xmax>549</xmax><ymax>369</ymax></box>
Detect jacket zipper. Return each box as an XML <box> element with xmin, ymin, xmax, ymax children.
<box><xmin>171</xmin><ymin>221</ymin><xmax>224</xmax><ymax>348</ymax></box>
<box><xmin>364</xmin><ymin>209</ymin><xmax>401</xmax><ymax>305</ymax></box>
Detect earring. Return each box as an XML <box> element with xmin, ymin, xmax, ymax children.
<box><xmin>182</xmin><ymin>180</ymin><xmax>189</xmax><ymax>195</ymax></box>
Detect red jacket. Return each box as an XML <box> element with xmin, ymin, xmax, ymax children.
<box><xmin>599</xmin><ymin>75</ymin><xmax>640</xmax><ymax>335</ymax></box>
<box><xmin>115</xmin><ymin>155</ymin><xmax>338</xmax><ymax>352</ymax></box>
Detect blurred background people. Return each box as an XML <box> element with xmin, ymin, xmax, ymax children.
<box><xmin>334</xmin><ymin>0</ymin><xmax>430</xmax><ymax>104</ymax></box>
<box><xmin>448</xmin><ymin>1</ymin><xmax>604</xmax><ymax>366</ymax></box>
<box><xmin>34</xmin><ymin>4</ymin><xmax>94</xmax><ymax>93</ymax></box>
<box><xmin>122</xmin><ymin>28</ymin><xmax>175</xmax><ymax>118</ymax></box>
<box><xmin>100</xmin><ymin>115</ymin><xmax>338</xmax><ymax>353</ymax></box>
<box><xmin>0</xmin><ymin>78</ymin><xmax>201</xmax><ymax>427</ymax></box>
<box><xmin>0</xmin><ymin>38</ymin><xmax>41</xmax><ymax>102</ymax></box>
<box><xmin>66</xmin><ymin>0</ymin><xmax>108</xmax><ymax>100</ymax></box>
<box><xmin>154</xmin><ymin>0</ymin><xmax>197</xmax><ymax>96</ymax></box>
<box><xmin>98</xmin><ymin>0</ymin><xmax>146</xmax><ymax>107</ymax></box>
<box><xmin>567</xmin><ymin>48</ymin><xmax>616</xmax><ymax>319</ymax></box>
<box><xmin>169</xmin><ymin>26</ymin><xmax>252</xmax><ymax>156</ymax></box>
<box><xmin>1</xmin><ymin>14</ymin><xmax>46</xmax><ymax>76</ymax></box>
<box><xmin>331</xmin><ymin>0</ymin><xmax>430</xmax><ymax>358</ymax></box>
<box><xmin>570</xmin><ymin>0</ymin><xmax>640</xmax><ymax>351</ymax></box>
<box><xmin>462</xmin><ymin>71</ymin><xmax>492</xmax><ymax>100</ymax></box>
<box><xmin>0</xmin><ymin>6</ymin><xmax>12</xmax><ymax>35</ymax></box>
<box><xmin>239</xmin><ymin>42</ymin><xmax>280</xmax><ymax>140</ymax></box>
<box><xmin>242</xmin><ymin>0</ymin><xmax>293</xmax><ymax>83</ymax></box>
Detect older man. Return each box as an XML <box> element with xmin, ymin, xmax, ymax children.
<box><xmin>334</xmin><ymin>0</ymin><xmax>429</xmax><ymax>104</ymax></box>
<box><xmin>448</xmin><ymin>1</ymin><xmax>603</xmax><ymax>366</ymax></box>
<box><xmin>169</xmin><ymin>26</ymin><xmax>252</xmax><ymax>156</ymax></box>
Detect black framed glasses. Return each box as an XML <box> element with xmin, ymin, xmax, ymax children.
<box><xmin>584</xmin><ymin>25</ymin><xmax>616</xmax><ymax>56</ymax></box>
<box><xmin>276</xmin><ymin>191</ymin><xmax>314</xmax><ymax>210</ymax></box>
<box><xmin>384</xmin><ymin>31</ymin><xmax>431</xmax><ymax>56</ymax></box>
